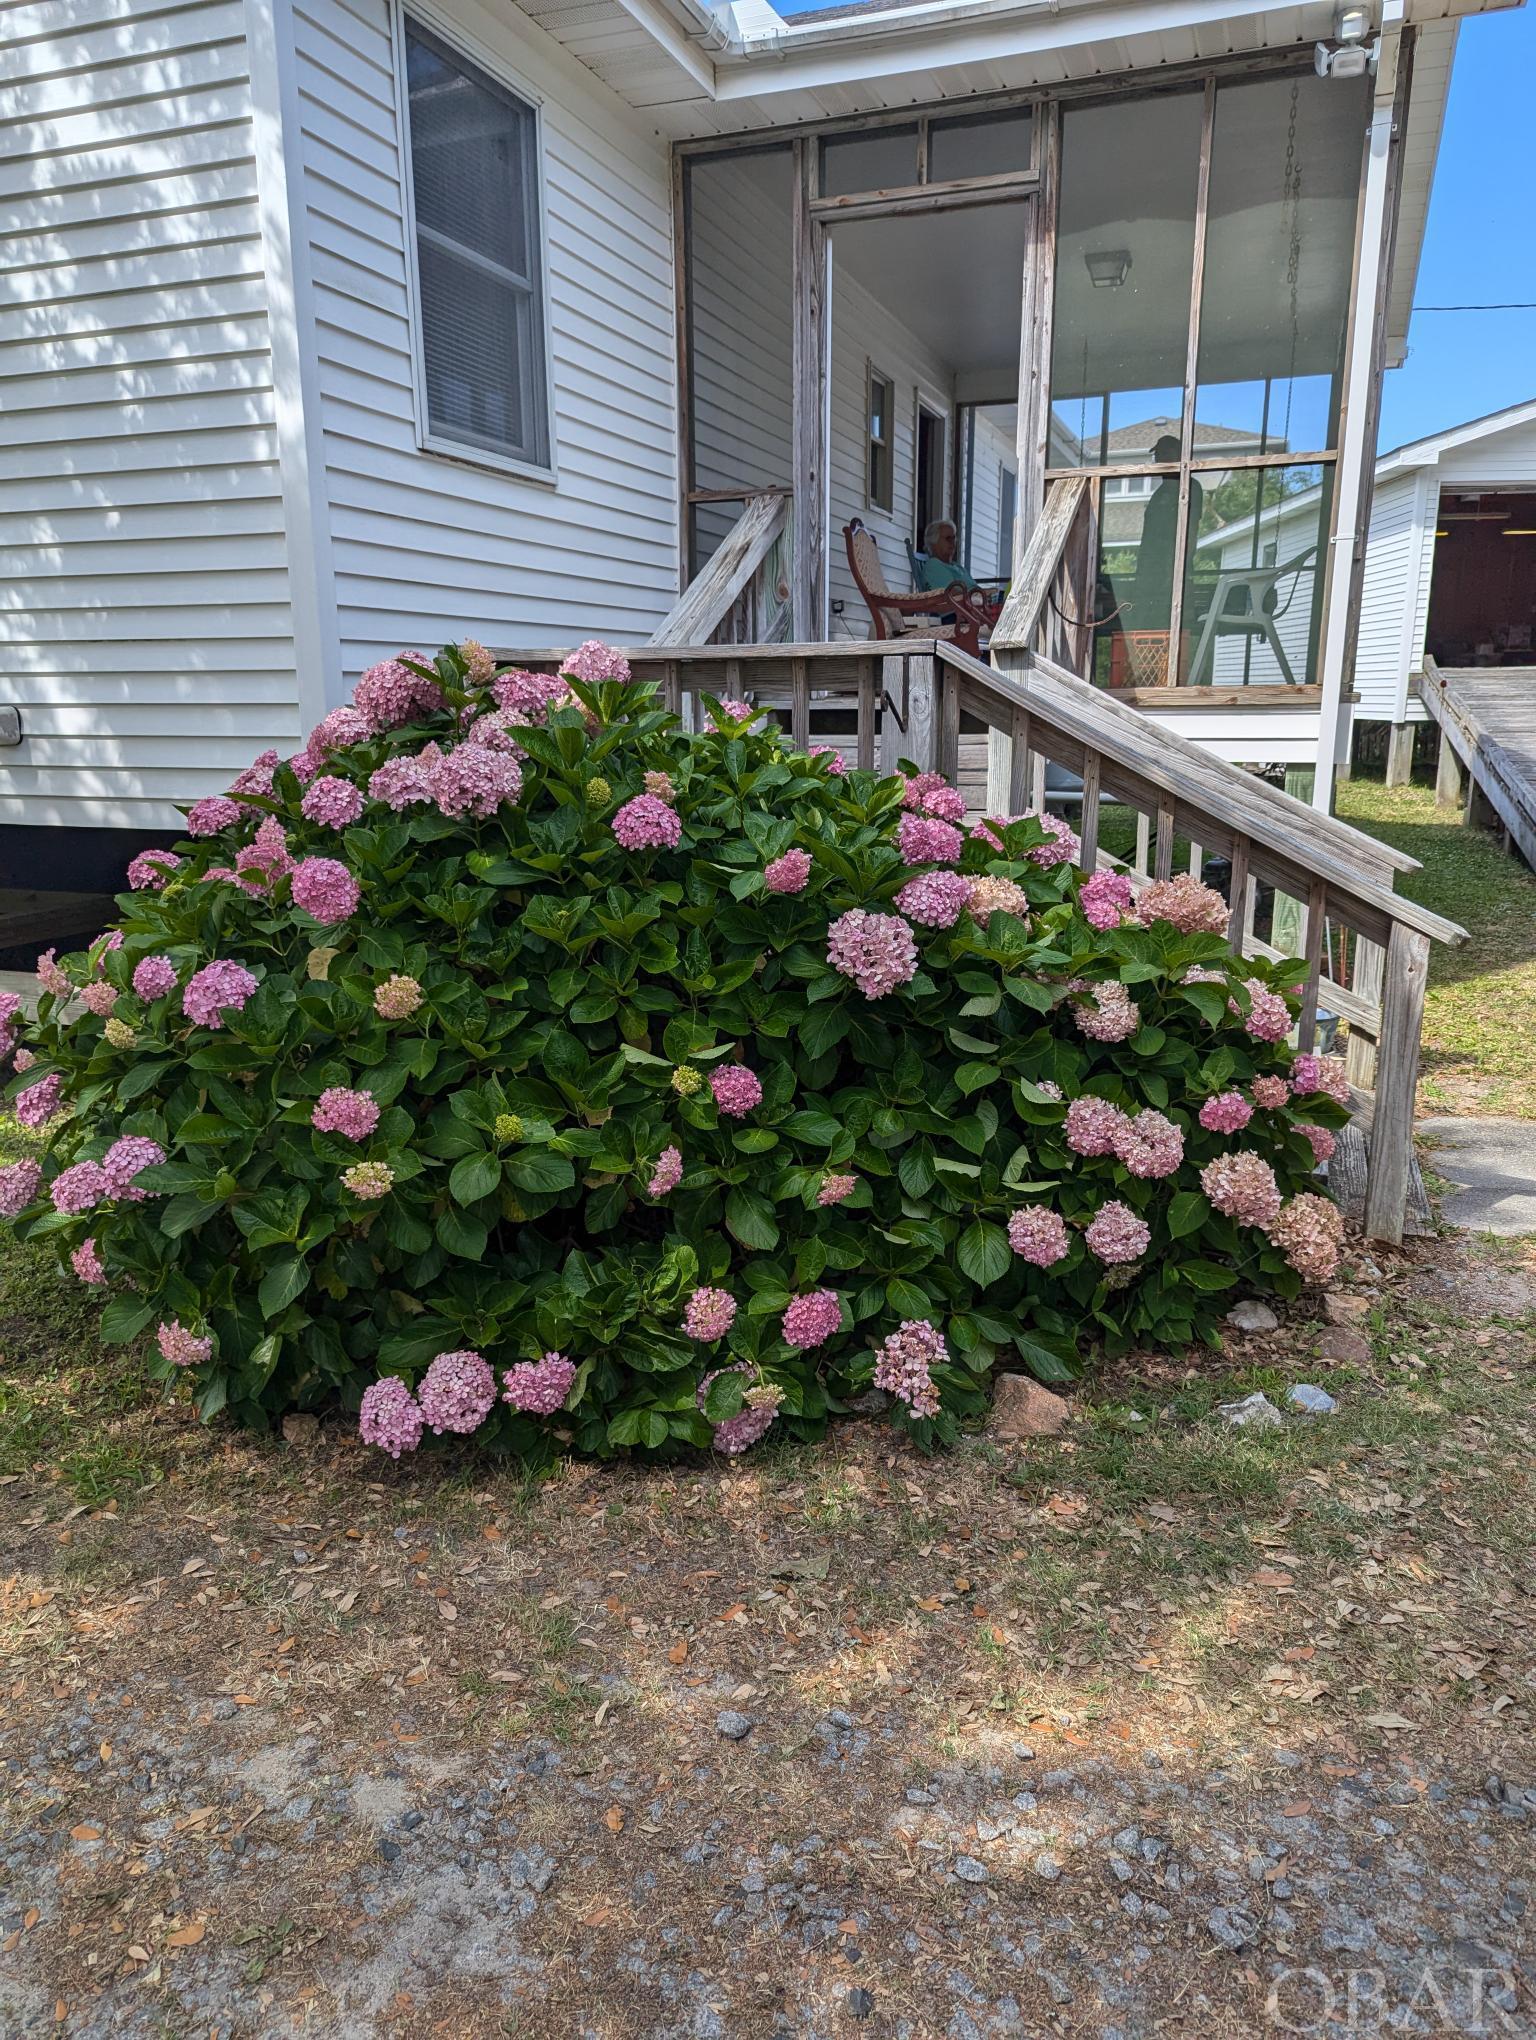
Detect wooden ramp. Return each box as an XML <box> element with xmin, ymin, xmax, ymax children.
<box><xmin>1415</xmin><ymin>662</ymin><xmax>1536</xmax><ymax>865</ymax></box>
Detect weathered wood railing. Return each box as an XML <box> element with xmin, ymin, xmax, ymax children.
<box><xmin>649</xmin><ymin>492</ymin><xmax>792</xmax><ymax>651</ymax></box>
<box><xmin>484</xmin><ymin>638</ymin><xmax>1465</xmax><ymax>1242</ymax></box>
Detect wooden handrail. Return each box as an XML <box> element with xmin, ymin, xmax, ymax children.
<box><xmin>647</xmin><ymin>492</ymin><xmax>788</xmax><ymax>648</ymax></box>
<box><xmin>991</xmin><ymin>474</ymin><xmax>1089</xmax><ymax>652</ymax></box>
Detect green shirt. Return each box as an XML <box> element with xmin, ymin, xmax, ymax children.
<box><xmin>916</xmin><ymin>553</ymin><xmax>980</xmax><ymax>595</ymax></box>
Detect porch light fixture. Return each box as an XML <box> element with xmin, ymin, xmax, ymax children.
<box><xmin>1316</xmin><ymin>9</ymin><xmax>1375</xmax><ymax>76</ymax></box>
<box><xmin>1084</xmin><ymin>248</ymin><xmax>1131</xmax><ymax>289</ymax></box>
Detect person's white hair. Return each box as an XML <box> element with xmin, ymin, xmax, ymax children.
<box><xmin>923</xmin><ymin>518</ymin><xmax>957</xmax><ymax>552</ymax></box>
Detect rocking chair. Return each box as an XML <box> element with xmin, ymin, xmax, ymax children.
<box><xmin>844</xmin><ymin>520</ymin><xmax>990</xmax><ymax>659</ymax></box>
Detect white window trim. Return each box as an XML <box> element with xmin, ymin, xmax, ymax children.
<box><xmin>391</xmin><ymin>0</ymin><xmax>559</xmax><ymax>485</ymax></box>
<box><xmin>866</xmin><ymin>361</ymin><xmax>895</xmax><ymax>514</ymax></box>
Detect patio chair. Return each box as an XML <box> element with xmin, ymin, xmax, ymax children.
<box><xmin>1185</xmin><ymin>543</ymin><xmax>1318</xmax><ymax>688</ymax></box>
<box><xmin>844</xmin><ymin>520</ymin><xmax>989</xmax><ymax>659</ymax></box>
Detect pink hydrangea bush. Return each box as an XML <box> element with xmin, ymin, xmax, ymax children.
<box><xmin>3</xmin><ymin>637</ymin><xmax>1342</xmax><ymax>1456</ymax></box>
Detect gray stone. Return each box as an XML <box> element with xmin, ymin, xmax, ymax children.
<box><xmin>1207</xmin><ymin>1906</ymin><xmax>1258</xmax><ymax>1951</ymax></box>
<box><xmin>953</xmin><ymin>1855</ymin><xmax>989</xmax><ymax>1883</ymax></box>
<box><xmin>847</xmin><ymin>1988</ymin><xmax>875</xmax><ymax>2018</ymax></box>
<box><xmin>1225</xmin><ymin>1298</ymin><xmax>1279</xmax><ymax>1333</ymax></box>
<box><xmin>1323</xmin><ymin>1291</ymin><xmax>1371</xmax><ymax>1326</ymax></box>
<box><xmin>1318</xmin><ymin>1327</ymin><xmax>1371</xmax><ymax>1366</ymax></box>
<box><xmin>715</xmin><ymin>1711</ymin><xmax>754</xmax><ymax>1741</ymax></box>
<box><xmin>1216</xmin><ymin>1392</ymin><xmax>1283</xmax><ymax>1430</ymax></box>
<box><xmin>1286</xmin><ymin>1383</ymin><xmax>1337</xmax><ymax>1415</ymax></box>
<box><xmin>1033</xmin><ymin>1852</ymin><xmax>1063</xmax><ymax>1881</ymax></box>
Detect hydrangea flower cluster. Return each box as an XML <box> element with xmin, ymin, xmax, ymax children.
<box><xmin>51</xmin><ymin>1161</ymin><xmax>106</xmax><ymax>1216</ymax></box>
<box><xmin>872</xmin><ymin>1320</ymin><xmax>944</xmax><ymax>1419</ymax></box>
<box><xmin>1300</xmin><ymin>1124</ymin><xmax>1337</xmax><ymax>1165</ymax></box>
<box><xmin>965</xmin><ymin>875</ymin><xmax>1030</xmax><ymax>922</ymax></box>
<box><xmin>1250</xmin><ymin>1076</ymin><xmax>1291</xmax><ymax>1111</ymax></box>
<box><xmin>1200</xmin><ymin>1151</ymin><xmax>1283</xmax><ymax>1227</ymax></box>
<box><xmin>37</xmin><ymin>950</ymin><xmax>71</xmax><ymax>998</ymax></box>
<box><xmin>1007</xmin><ymin>1206</ymin><xmax>1071</xmax><ymax>1267</ymax></box>
<box><xmin>1078</xmin><ymin>869</ymin><xmax>1134</xmax><ymax>931</ymax></box>
<box><xmin>827</xmin><ymin>909</ymin><xmax>918</xmax><ymax>1000</ymax></box>
<box><xmin>807</xmin><ymin>744</ymin><xmax>846</xmax><ymax>775</ymax></box>
<box><xmin>127</xmin><ymin>849</ymin><xmax>181</xmax><ymax>891</ymax></box>
<box><xmin>342</xmin><ymin>1160</ymin><xmax>394</xmax><ymax>1198</ymax></box>
<box><xmin>897</xmin><ymin>814</ymin><xmax>963</xmax><ymax>866</ymax></box>
<box><xmin>0</xmin><ymin>1159</ymin><xmax>43</xmax><ymax>1216</ymax></box>
<box><xmin>132</xmin><ymin>956</ymin><xmax>178</xmax><ymax>1001</ymax></box>
<box><xmin>901</xmin><ymin>773</ymin><xmax>965</xmax><ymax>822</ymax></box>
<box><xmin>72</xmin><ymin>1238</ymin><xmax>106</xmax><ymax>1285</ymax></box>
<box><xmin>782</xmin><ymin>1289</ymin><xmax>841</xmax><ymax>1350</ymax></box>
<box><xmin>1238</xmin><ymin>978</ymin><xmax>1291</xmax><ymax>1043</ymax></box>
<box><xmin>764</xmin><ymin>849</ymin><xmax>813</xmax><ymax>895</ymax></box>
<box><xmin>186</xmin><ymin>796</ymin><xmax>244</xmax><ymax>838</ymax></box>
<box><xmin>15</xmin><ymin>1073</ymin><xmax>65</xmax><ymax>1128</ymax></box>
<box><xmin>428</xmin><ymin>745</ymin><xmax>522</xmax><ymax>820</ymax></box>
<box><xmin>79</xmin><ymin>979</ymin><xmax>119</xmax><ymax>1018</ymax></box>
<box><xmin>1199</xmin><ymin>1091</ymin><xmax>1254</xmax><ymax>1134</ymax></box>
<box><xmin>670</xmin><ymin>1065</ymin><xmax>702</xmax><ymax>1098</ymax></box>
<box><xmin>1084</xmin><ymin>1201</ymin><xmax>1151</xmax><ymax>1264</ymax></box>
<box><xmin>896</xmin><ymin>870</ymin><xmax>971</xmax><ymax>928</ymax></box>
<box><xmin>290</xmin><ymin>857</ymin><xmax>360</xmax><ymax>924</ymax></box>
<box><xmin>709</xmin><ymin>1065</ymin><xmax>762</xmax><ymax>1118</ymax></box>
<box><xmin>374</xmin><ymin>974</ymin><xmax>423</xmax><ymax>1020</ymax></box>
<box><xmin>696</xmin><ymin>1362</ymin><xmax>778</xmax><ymax>1454</ymax></box>
<box><xmin>300</xmin><ymin>775</ymin><xmax>365</xmax><ymax>830</ymax></box>
<box><xmin>612</xmin><ymin>794</ymin><xmax>681</xmax><ymax>851</ymax></box>
<box><xmin>563</xmin><ymin>640</ymin><xmax>632</xmax><ymax>684</ymax></box>
<box><xmin>647</xmin><ymin>1145</ymin><xmax>683</xmax><ymax>1196</ymax></box>
<box><xmin>103</xmin><ymin>1136</ymin><xmax>165</xmax><ymax>1199</ymax></box>
<box><xmin>1291</xmin><ymin>1054</ymin><xmax>1351</xmax><ymax>1105</ymax></box>
<box><xmin>684</xmin><ymin>1287</ymin><xmax>737</xmax><ymax>1341</ymax></box>
<box><xmin>418</xmin><ymin>1349</ymin><xmax>497</xmax><ymax>1434</ymax></box>
<box><xmin>311</xmin><ymin>1087</ymin><xmax>380</xmax><ymax>1140</ymax></box>
<box><xmin>1115</xmin><ymin>1109</ymin><xmax>1185</xmax><ymax>1180</ymax></box>
<box><xmin>359</xmin><ymin>1377</ymin><xmax>424</xmax><ymax>1458</ymax></box>
<box><xmin>503</xmin><ymin>1352</ymin><xmax>577</xmax><ymax>1415</ymax></box>
<box><xmin>1065</xmin><ymin>1096</ymin><xmax>1126</xmax><ymax>1157</ymax></box>
<box><xmin>157</xmin><ymin>1320</ymin><xmax>211</xmax><ymax>1368</ymax></box>
<box><xmin>1072</xmin><ymin>980</ymin><xmax>1139</xmax><ymax>1043</ymax></box>
<box><xmin>1136</xmin><ymin>874</ymin><xmax>1230</xmax><ymax>936</ymax></box>
<box><xmin>354</xmin><ymin>655</ymin><xmax>442</xmax><ymax>731</ymax></box>
<box><xmin>181</xmin><ymin>950</ymin><xmax>256</xmax><ymax>1020</ymax></box>
<box><xmin>229</xmin><ymin>750</ymin><xmax>279</xmax><ymax>804</ymax></box>
<box><xmin>817</xmin><ymin>1172</ymin><xmax>857</xmax><ymax>1207</ymax></box>
<box><xmin>236</xmin><ymin>819</ymin><xmax>292</xmax><ymax>895</ymax></box>
<box><xmin>1267</xmin><ymin>1192</ymin><xmax>1344</xmax><ymax>1283</ymax></box>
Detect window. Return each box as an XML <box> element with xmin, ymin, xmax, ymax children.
<box><xmin>867</xmin><ymin>366</ymin><xmax>895</xmax><ymax>513</ymax></box>
<box><xmin>998</xmin><ymin>467</ymin><xmax>1018</xmax><ymax>578</ymax></box>
<box><xmin>401</xmin><ymin>14</ymin><xmax>551</xmax><ymax>472</ymax></box>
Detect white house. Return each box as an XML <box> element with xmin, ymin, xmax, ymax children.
<box><xmin>1353</xmin><ymin>397</ymin><xmax>1536</xmax><ymax>778</ymax></box>
<box><xmin>1</xmin><ymin>0</ymin><xmax>1521</xmax><ymax>881</ymax></box>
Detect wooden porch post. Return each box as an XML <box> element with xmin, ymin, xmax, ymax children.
<box><xmin>791</xmin><ymin>137</ymin><xmax>828</xmax><ymax>642</ymax></box>
<box><xmin>1012</xmin><ymin>101</ymin><xmax>1058</xmax><ymax>573</ymax></box>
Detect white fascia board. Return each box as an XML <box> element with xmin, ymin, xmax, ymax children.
<box><xmin>612</xmin><ymin>0</ymin><xmax>722</xmax><ymax>91</ymax></box>
<box><xmin>711</xmin><ymin>0</ymin><xmax>1330</xmax><ymax>98</ymax></box>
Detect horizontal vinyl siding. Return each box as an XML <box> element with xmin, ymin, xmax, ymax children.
<box><xmin>1436</xmin><ymin>421</ymin><xmax>1536</xmax><ymax>489</ymax></box>
<box><xmin>1354</xmin><ymin>470</ymin><xmax>1420</xmax><ymax>723</ymax></box>
<box><xmin>965</xmin><ymin>410</ymin><xmax>1017</xmax><ymax>585</ymax></box>
<box><xmin>828</xmin><ymin>272</ymin><xmax>955</xmax><ymax>631</ymax></box>
<box><xmin>0</xmin><ymin>0</ymin><xmax>298</xmax><ymax>832</ymax></box>
<box><xmin>293</xmin><ymin>0</ymin><xmax>678</xmax><ymax>675</ymax></box>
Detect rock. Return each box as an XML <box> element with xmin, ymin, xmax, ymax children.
<box><xmin>953</xmin><ymin>1855</ymin><xmax>989</xmax><ymax>1883</ymax></box>
<box><xmin>846</xmin><ymin>1988</ymin><xmax>875</xmax><ymax>2019</ymax></box>
<box><xmin>1216</xmin><ymin>1392</ymin><xmax>1283</xmax><ymax>1430</ymax></box>
<box><xmin>1225</xmin><ymin>1299</ymin><xmax>1278</xmax><ymax>1333</ymax></box>
<box><xmin>715</xmin><ymin>1711</ymin><xmax>755</xmax><ymax>1741</ymax></box>
<box><xmin>1323</xmin><ymin>1291</ymin><xmax>1371</xmax><ymax>1326</ymax></box>
<box><xmin>1207</xmin><ymin>1906</ymin><xmax>1258</xmax><ymax>1951</ymax></box>
<box><xmin>1033</xmin><ymin>1852</ymin><xmax>1062</xmax><ymax>1881</ymax></box>
<box><xmin>988</xmin><ymin>1373</ymin><xmax>1071</xmax><ymax>1440</ymax></box>
<box><xmin>1286</xmin><ymin>1383</ymin><xmax>1337</xmax><ymax>1416</ymax></box>
<box><xmin>1317</xmin><ymin>1327</ymin><xmax>1371</xmax><ymax>1366</ymax></box>
<box><xmin>281</xmin><ymin>1412</ymin><xmax>319</xmax><ymax>1447</ymax></box>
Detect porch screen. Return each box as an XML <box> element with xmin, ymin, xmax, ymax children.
<box><xmin>686</xmin><ymin>148</ymin><xmax>795</xmax><ymax>576</ymax></box>
<box><xmin>402</xmin><ymin>16</ymin><xmax>550</xmax><ymax>470</ymax></box>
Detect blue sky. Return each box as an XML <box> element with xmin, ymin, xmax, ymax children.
<box><xmin>1377</xmin><ymin>3</ymin><xmax>1536</xmax><ymax>452</ymax></box>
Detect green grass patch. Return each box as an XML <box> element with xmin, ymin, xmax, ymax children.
<box><xmin>1335</xmin><ymin>778</ymin><xmax>1536</xmax><ymax>1117</ymax></box>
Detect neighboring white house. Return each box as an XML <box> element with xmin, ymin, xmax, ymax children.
<box><xmin>1</xmin><ymin>0</ymin><xmax>1520</xmax><ymax>865</ymax></box>
<box><xmin>1353</xmin><ymin>397</ymin><xmax>1536</xmax><ymax>774</ymax></box>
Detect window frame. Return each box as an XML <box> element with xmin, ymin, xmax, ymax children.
<box><xmin>866</xmin><ymin>363</ymin><xmax>895</xmax><ymax>514</ymax></box>
<box><xmin>393</xmin><ymin>0</ymin><xmax>558</xmax><ymax>484</ymax></box>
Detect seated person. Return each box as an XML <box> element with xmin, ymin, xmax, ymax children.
<box><xmin>915</xmin><ymin>519</ymin><xmax>981</xmax><ymax>596</ymax></box>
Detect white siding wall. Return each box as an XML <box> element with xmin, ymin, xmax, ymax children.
<box><xmin>828</xmin><ymin>271</ymin><xmax>953</xmax><ymax>631</ymax></box>
<box><xmin>688</xmin><ymin>147</ymin><xmax>793</xmax><ymax>570</ymax></box>
<box><xmin>291</xmin><ymin>0</ymin><xmax>678</xmax><ymax>678</ymax></box>
<box><xmin>0</xmin><ymin>0</ymin><xmax>299</xmax><ymax>831</ymax></box>
<box><xmin>1437</xmin><ymin>421</ymin><xmax>1536</xmax><ymax>488</ymax></box>
<box><xmin>1352</xmin><ymin>468</ymin><xmax>1423</xmax><ymax>723</ymax></box>
<box><xmin>964</xmin><ymin>409</ymin><xmax>1017</xmax><ymax>584</ymax></box>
